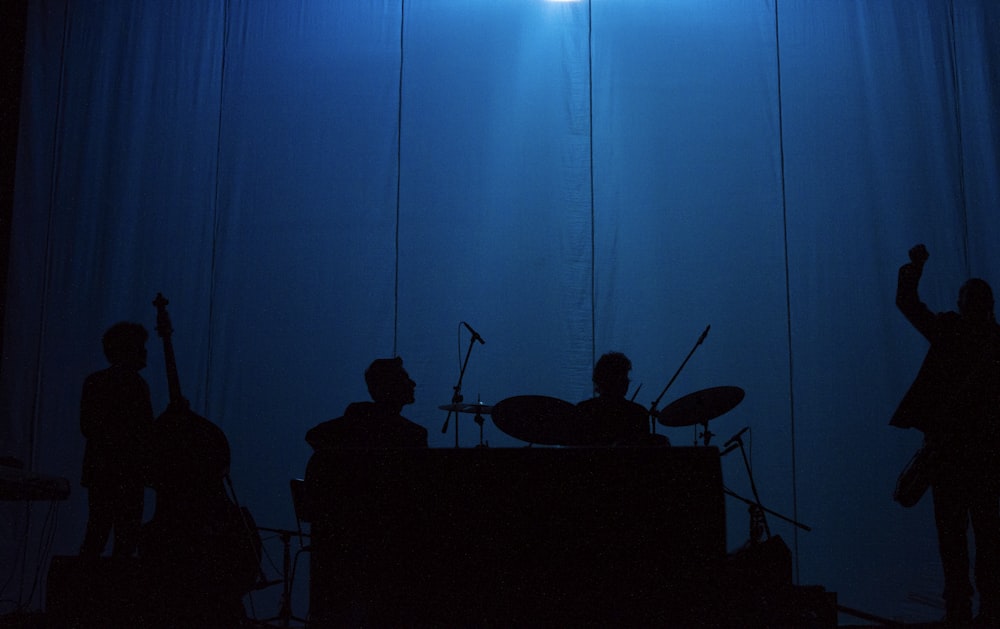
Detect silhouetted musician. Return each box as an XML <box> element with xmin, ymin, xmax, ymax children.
<box><xmin>306</xmin><ymin>357</ymin><xmax>427</xmax><ymax>451</ymax></box>
<box><xmin>304</xmin><ymin>357</ymin><xmax>427</xmax><ymax>626</ymax></box>
<box><xmin>576</xmin><ymin>351</ymin><xmax>659</xmax><ymax>446</ymax></box>
<box><xmin>892</xmin><ymin>244</ymin><xmax>1000</xmax><ymax>625</ymax></box>
<box><xmin>79</xmin><ymin>322</ymin><xmax>154</xmax><ymax>559</ymax></box>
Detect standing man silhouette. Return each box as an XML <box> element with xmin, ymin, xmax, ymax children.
<box><xmin>892</xmin><ymin>244</ymin><xmax>1000</xmax><ymax>625</ymax></box>
<box><xmin>79</xmin><ymin>322</ymin><xmax>153</xmax><ymax>559</ymax></box>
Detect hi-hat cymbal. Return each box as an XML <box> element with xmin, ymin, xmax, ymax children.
<box><xmin>439</xmin><ymin>402</ymin><xmax>493</xmax><ymax>415</ymax></box>
<box><xmin>656</xmin><ymin>386</ymin><xmax>744</xmax><ymax>427</ymax></box>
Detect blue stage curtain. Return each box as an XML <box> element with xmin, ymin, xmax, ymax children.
<box><xmin>779</xmin><ymin>0</ymin><xmax>1000</xmax><ymax>617</ymax></box>
<box><xmin>4</xmin><ymin>0</ymin><xmax>1000</xmax><ymax>622</ymax></box>
<box><xmin>397</xmin><ymin>0</ymin><xmax>594</xmax><ymax>444</ymax></box>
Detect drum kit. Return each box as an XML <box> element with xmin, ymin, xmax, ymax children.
<box><xmin>439</xmin><ymin>385</ymin><xmax>745</xmax><ymax>447</ymax></box>
<box><xmin>439</xmin><ymin>386</ymin><xmax>811</xmax><ymax>535</ymax></box>
<box><xmin>437</xmin><ymin>322</ymin><xmax>811</xmax><ymax>538</ymax></box>
<box><xmin>438</xmin><ymin>323</ymin><xmax>746</xmax><ymax>448</ymax></box>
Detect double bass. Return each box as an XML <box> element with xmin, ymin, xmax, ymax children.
<box><xmin>142</xmin><ymin>293</ymin><xmax>260</xmax><ymax>624</ymax></box>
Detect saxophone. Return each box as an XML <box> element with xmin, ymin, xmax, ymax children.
<box><xmin>893</xmin><ymin>442</ymin><xmax>940</xmax><ymax>508</ymax></box>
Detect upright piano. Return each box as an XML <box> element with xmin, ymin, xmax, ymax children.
<box><xmin>0</xmin><ymin>461</ymin><xmax>70</xmax><ymax>501</ymax></box>
<box><xmin>305</xmin><ymin>446</ymin><xmax>727</xmax><ymax>626</ymax></box>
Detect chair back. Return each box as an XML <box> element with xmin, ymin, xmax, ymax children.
<box><xmin>290</xmin><ymin>477</ymin><xmax>313</xmax><ymax>522</ymax></box>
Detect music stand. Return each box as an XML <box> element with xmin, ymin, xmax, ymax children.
<box><xmin>256</xmin><ymin>525</ymin><xmax>308</xmax><ymax>628</ymax></box>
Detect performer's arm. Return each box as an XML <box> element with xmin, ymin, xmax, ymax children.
<box><xmin>896</xmin><ymin>244</ymin><xmax>938</xmax><ymax>341</ymax></box>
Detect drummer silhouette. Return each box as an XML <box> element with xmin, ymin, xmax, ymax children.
<box><xmin>576</xmin><ymin>352</ymin><xmax>657</xmax><ymax>446</ymax></box>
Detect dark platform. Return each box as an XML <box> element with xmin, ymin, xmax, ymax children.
<box><xmin>305</xmin><ymin>446</ymin><xmax>834</xmax><ymax>626</ymax></box>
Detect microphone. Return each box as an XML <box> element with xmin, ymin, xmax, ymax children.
<box><xmin>462</xmin><ymin>321</ymin><xmax>485</xmax><ymax>345</ymax></box>
<box><xmin>724</xmin><ymin>426</ymin><xmax>750</xmax><ymax>448</ymax></box>
<box><xmin>720</xmin><ymin>442</ymin><xmax>740</xmax><ymax>456</ymax></box>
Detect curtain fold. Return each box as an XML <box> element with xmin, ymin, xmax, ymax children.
<box><xmin>397</xmin><ymin>0</ymin><xmax>594</xmax><ymax>436</ymax></box>
<box><xmin>207</xmin><ymin>0</ymin><xmax>403</xmax><ymax>505</ymax></box>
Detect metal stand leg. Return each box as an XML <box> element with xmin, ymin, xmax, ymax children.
<box><xmin>258</xmin><ymin>527</ymin><xmax>307</xmax><ymax>628</ymax></box>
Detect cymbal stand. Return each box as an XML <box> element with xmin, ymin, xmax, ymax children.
<box><xmin>441</xmin><ymin>330</ymin><xmax>481</xmax><ymax>448</ymax></box>
<box><xmin>257</xmin><ymin>526</ymin><xmax>307</xmax><ymax>627</ymax></box>
<box><xmin>697</xmin><ymin>420</ymin><xmax>714</xmax><ymax>446</ymax></box>
<box><xmin>473</xmin><ymin>406</ymin><xmax>488</xmax><ymax>448</ymax></box>
<box><xmin>649</xmin><ymin>325</ymin><xmax>710</xmax><ymax>435</ymax></box>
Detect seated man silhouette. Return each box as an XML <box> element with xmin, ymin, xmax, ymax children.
<box><xmin>306</xmin><ymin>357</ymin><xmax>428</xmax><ymax>450</ymax></box>
<box><xmin>576</xmin><ymin>352</ymin><xmax>654</xmax><ymax>446</ymax></box>
<box><xmin>304</xmin><ymin>357</ymin><xmax>427</xmax><ymax>626</ymax></box>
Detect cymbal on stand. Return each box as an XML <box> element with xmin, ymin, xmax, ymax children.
<box><xmin>439</xmin><ymin>402</ymin><xmax>493</xmax><ymax>415</ymax></box>
<box><xmin>656</xmin><ymin>386</ymin><xmax>744</xmax><ymax>427</ymax></box>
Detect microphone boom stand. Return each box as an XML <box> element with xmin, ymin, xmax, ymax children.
<box><xmin>722</xmin><ymin>488</ymin><xmax>810</xmax><ymax>533</ymax></box>
<box><xmin>725</xmin><ymin>433</ymin><xmax>810</xmax><ymax>538</ymax></box>
<box><xmin>441</xmin><ymin>332</ymin><xmax>480</xmax><ymax>448</ymax></box>
<box><xmin>649</xmin><ymin>325</ymin><xmax>710</xmax><ymax>436</ymax></box>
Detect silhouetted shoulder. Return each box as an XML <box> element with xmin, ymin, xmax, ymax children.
<box><xmin>82</xmin><ymin>365</ymin><xmax>151</xmax><ymax>403</ymax></box>
<box><xmin>576</xmin><ymin>396</ymin><xmax>648</xmax><ymax>446</ymax></box>
<box><xmin>304</xmin><ymin>415</ymin><xmax>356</xmax><ymax>451</ymax></box>
<box><xmin>399</xmin><ymin>417</ymin><xmax>429</xmax><ymax>447</ymax></box>
<box><xmin>306</xmin><ymin>402</ymin><xmax>428</xmax><ymax>450</ymax></box>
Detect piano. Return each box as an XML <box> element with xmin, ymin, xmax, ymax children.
<box><xmin>0</xmin><ymin>460</ymin><xmax>71</xmax><ymax>501</ymax></box>
<box><xmin>305</xmin><ymin>446</ymin><xmax>727</xmax><ymax>626</ymax></box>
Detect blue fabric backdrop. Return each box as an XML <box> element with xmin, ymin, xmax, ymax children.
<box><xmin>3</xmin><ymin>0</ymin><xmax>1000</xmax><ymax>623</ymax></box>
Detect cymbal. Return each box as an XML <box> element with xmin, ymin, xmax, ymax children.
<box><xmin>439</xmin><ymin>402</ymin><xmax>493</xmax><ymax>415</ymax></box>
<box><xmin>656</xmin><ymin>386</ymin><xmax>744</xmax><ymax>427</ymax></box>
<box><xmin>491</xmin><ymin>395</ymin><xmax>587</xmax><ymax>446</ymax></box>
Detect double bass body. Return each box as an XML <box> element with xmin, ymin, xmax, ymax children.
<box><xmin>141</xmin><ymin>294</ymin><xmax>260</xmax><ymax>627</ymax></box>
